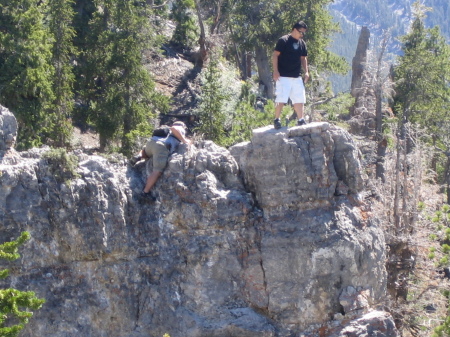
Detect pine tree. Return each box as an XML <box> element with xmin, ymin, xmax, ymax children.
<box><xmin>170</xmin><ymin>0</ymin><xmax>198</xmax><ymax>49</ymax></box>
<box><xmin>81</xmin><ymin>0</ymin><xmax>168</xmax><ymax>153</ymax></box>
<box><xmin>195</xmin><ymin>50</ymin><xmax>228</xmax><ymax>144</ymax></box>
<box><xmin>394</xmin><ymin>3</ymin><xmax>450</xmax><ymax>156</ymax></box>
<box><xmin>394</xmin><ymin>3</ymin><xmax>450</xmax><ymax>127</ymax></box>
<box><xmin>47</xmin><ymin>0</ymin><xmax>78</xmax><ymax>147</ymax></box>
<box><xmin>0</xmin><ymin>232</ymin><xmax>45</xmax><ymax>337</ymax></box>
<box><xmin>393</xmin><ymin>2</ymin><xmax>450</xmax><ymax>207</ymax></box>
<box><xmin>0</xmin><ymin>0</ymin><xmax>55</xmax><ymax>149</ymax></box>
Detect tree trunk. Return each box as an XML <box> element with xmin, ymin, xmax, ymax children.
<box><xmin>122</xmin><ymin>79</ymin><xmax>132</xmax><ymax>155</ymax></box>
<box><xmin>445</xmin><ymin>155</ymin><xmax>450</xmax><ymax>204</ymax></box>
<box><xmin>376</xmin><ymin>139</ymin><xmax>387</xmax><ymax>181</ymax></box>
<box><xmin>374</xmin><ymin>33</ymin><xmax>389</xmax><ymax>181</ymax></box>
<box><xmin>393</xmin><ymin>124</ymin><xmax>404</xmax><ymax>232</ymax></box>
<box><xmin>375</xmin><ymin>83</ymin><xmax>386</xmax><ymax>181</ymax></box>
<box><xmin>193</xmin><ymin>0</ymin><xmax>207</xmax><ymax>67</ymax></box>
<box><xmin>210</xmin><ymin>0</ymin><xmax>223</xmax><ymax>35</ymax></box>
<box><xmin>254</xmin><ymin>44</ymin><xmax>274</xmax><ymax>99</ymax></box>
<box><xmin>246</xmin><ymin>53</ymin><xmax>252</xmax><ymax>80</ymax></box>
<box><xmin>431</xmin><ymin>135</ymin><xmax>438</xmax><ymax>175</ymax></box>
<box><xmin>99</xmin><ymin>134</ymin><xmax>107</xmax><ymax>152</ymax></box>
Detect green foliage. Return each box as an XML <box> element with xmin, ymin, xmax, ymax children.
<box><xmin>438</xmin><ymin>256</ymin><xmax>449</xmax><ymax>267</ymax></box>
<box><xmin>0</xmin><ymin>232</ymin><xmax>30</xmax><ymax>265</ymax></box>
<box><xmin>77</xmin><ymin>1</ymin><xmax>168</xmax><ymax>154</ymax></box>
<box><xmin>443</xmin><ymin>290</ymin><xmax>450</xmax><ymax>299</ymax></box>
<box><xmin>0</xmin><ymin>232</ymin><xmax>45</xmax><ymax>337</ymax></box>
<box><xmin>0</xmin><ymin>0</ymin><xmax>56</xmax><ymax>149</ymax></box>
<box><xmin>170</xmin><ymin>0</ymin><xmax>198</xmax><ymax>48</ymax></box>
<box><xmin>47</xmin><ymin>0</ymin><xmax>78</xmax><ymax>147</ymax></box>
<box><xmin>418</xmin><ymin>201</ymin><xmax>426</xmax><ymax>211</ymax></box>
<box><xmin>195</xmin><ymin>53</ymin><xmax>227</xmax><ymax>144</ymax></box>
<box><xmin>445</xmin><ymin>228</ymin><xmax>450</xmax><ymax>241</ymax></box>
<box><xmin>224</xmin><ymin>81</ymin><xmax>273</xmax><ymax>147</ymax></box>
<box><xmin>194</xmin><ymin>50</ymin><xmax>242</xmax><ymax>146</ymax></box>
<box><xmin>393</xmin><ymin>4</ymin><xmax>450</xmax><ymax>178</ymax></box>
<box><xmin>228</xmin><ymin>0</ymin><xmax>348</xmax><ymax>75</ymax></box>
<box><xmin>316</xmin><ymin>93</ymin><xmax>354</xmax><ymax>121</ymax></box>
<box><xmin>442</xmin><ymin>244</ymin><xmax>450</xmax><ymax>254</ymax></box>
<box><xmin>429</xmin><ymin>247</ymin><xmax>436</xmax><ymax>259</ymax></box>
<box><xmin>425</xmin><ymin>197</ymin><xmax>450</xmax><ymax>337</ymax></box>
<box><xmin>433</xmin><ymin>315</ymin><xmax>450</xmax><ymax>337</ymax></box>
<box><xmin>42</xmin><ymin>148</ymin><xmax>80</xmax><ymax>183</ymax></box>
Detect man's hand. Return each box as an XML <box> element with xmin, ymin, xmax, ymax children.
<box><xmin>273</xmin><ymin>70</ymin><xmax>280</xmax><ymax>82</ymax></box>
<box><xmin>303</xmin><ymin>72</ymin><xmax>310</xmax><ymax>84</ymax></box>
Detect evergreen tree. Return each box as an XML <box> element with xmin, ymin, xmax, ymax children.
<box><xmin>0</xmin><ymin>0</ymin><xmax>55</xmax><ymax>149</ymax></box>
<box><xmin>47</xmin><ymin>0</ymin><xmax>78</xmax><ymax>147</ymax></box>
<box><xmin>81</xmin><ymin>0</ymin><xmax>168</xmax><ymax>153</ymax></box>
<box><xmin>170</xmin><ymin>0</ymin><xmax>198</xmax><ymax>49</ymax></box>
<box><xmin>394</xmin><ymin>2</ymin><xmax>450</xmax><ymax>150</ymax></box>
<box><xmin>226</xmin><ymin>81</ymin><xmax>273</xmax><ymax>146</ymax></box>
<box><xmin>0</xmin><ymin>232</ymin><xmax>45</xmax><ymax>337</ymax></box>
<box><xmin>393</xmin><ymin>2</ymin><xmax>450</xmax><ymax>206</ymax></box>
<box><xmin>195</xmin><ymin>51</ymin><xmax>228</xmax><ymax>144</ymax></box>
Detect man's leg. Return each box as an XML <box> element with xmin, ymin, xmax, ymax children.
<box><xmin>143</xmin><ymin>171</ymin><xmax>162</xmax><ymax>193</ymax></box>
<box><xmin>275</xmin><ymin>102</ymin><xmax>284</xmax><ymax>119</ymax></box>
<box><xmin>294</xmin><ymin>103</ymin><xmax>306</xmax><ymax>125</ymax></box>
<box><xmin>274</xmin><ymin>102</ymin><xmax>284</xmax><ymax>129</ymax></box>
<box><xmin>292</xmin><ymin>77</ymin><xmax>306</xmax><ymax>126</ymax></box>
<box><xmin>142</xmin><ymin>140</ymin><xmax>168</xmax><ymax>194</ymax></box>
<box><xmin>293</xmin><ymin>103</ymin><xmax>304</xmax><ymax>119</ymax></box>
<box><xmin>274</xmin><ymin>77</ymin><xmax>290</xmax><ymax>129</ymax></box>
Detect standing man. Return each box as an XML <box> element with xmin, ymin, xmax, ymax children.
<box><xmin>272</xmin><ymin>21</ymin><xmax>309</xmax><ymax>129</ymax></box>
<box><xmin>129</xmin><ymin>121</ymin><xmax>191</xmax><ymax>199</ymax></box>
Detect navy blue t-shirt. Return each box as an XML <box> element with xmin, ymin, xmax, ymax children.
<box><xmin>274</xmin><ymin>34</ymin><xmax>308</xmax><ymax>78</ymax></box>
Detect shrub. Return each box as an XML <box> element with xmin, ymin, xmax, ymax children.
<box><xmin>42</xmin><ymin>148</ymin><xmax>80</xmax><ymax>184</ymax></box>
<box><xmin>438</xmin><ymin>256</ymin><xmax>449</xmax><ymax>267</ymax></box>
<box><xmin>0</xmin><ymin>232</ymin><xmax>45</xmax><ymax>337</ymax></box>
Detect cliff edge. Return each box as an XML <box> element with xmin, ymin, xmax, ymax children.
<box><xmin>0</xmin><ymin>105</ymin><xmax>396</xmax><ymax>336</ymax></box>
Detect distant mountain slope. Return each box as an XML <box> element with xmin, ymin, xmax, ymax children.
<box><xmin>328</xmin><ymin>0</ymin><xmax>449</xmax><ymax>93</ymax></box>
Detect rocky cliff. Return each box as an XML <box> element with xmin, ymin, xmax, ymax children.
<box><xmin>0</xmin><ymin>106</ymin><xmax>397</xmax><ymax>336</ymax></box>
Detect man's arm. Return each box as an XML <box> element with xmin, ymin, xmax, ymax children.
<box><xmin>170</xmin><ymin>126</ymin><xmax>191</xmax><ymax>145</ymax></box>
<box><xmin>272</xmin><ymin>50</ymin><xmax>281</xmax><ymax>81</ymax></box>
<box><xmin>301</xmin><ymin>56</ymin><xmax>309</xmax><ymax>83</ymax></box>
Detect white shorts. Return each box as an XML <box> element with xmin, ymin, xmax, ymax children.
<box><xmin>275</xmin><ymin>77</ymin><xmax>306</xmax><ymax>104</ymax></box>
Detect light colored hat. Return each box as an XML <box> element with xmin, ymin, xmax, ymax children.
<box><xmin>173</xmin><ymin>121</ymin><xmax>186</xmax><ymax>129</ymax></box>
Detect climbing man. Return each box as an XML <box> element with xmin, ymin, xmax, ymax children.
<box><xmin>272</xmin><ymin>21</ymin><xmax>309</xmax><ymax>129</ymax></box>
<box><xmin>129</xmin><ymin>121</ymin><xmax>191</xmax><ymax>199</ymax></box>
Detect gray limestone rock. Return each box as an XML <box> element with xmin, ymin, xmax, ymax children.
<box><xmin>0</xmin><ymin>123</ymin><xmax>388</xmax><ymax>336</ymax></box>
<box><xmin>329</xmin><ymin>310</ymin><xmax>399</xmax><ymax>337</ymax></box>
<box><xmin>230</xmin><ymin>123</ymin><xmax>364</xmax><ymax>217</ymax></box>
<box><xmin>0</xmin><ymin>104</ymin><xmax>17</xmax><ymax>151</ymax></box>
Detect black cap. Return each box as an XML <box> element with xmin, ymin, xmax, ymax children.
<box><xmin>292</xmin><ymin>21</ymin><xmax>307</xmax><ymax>30</ymax></box>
